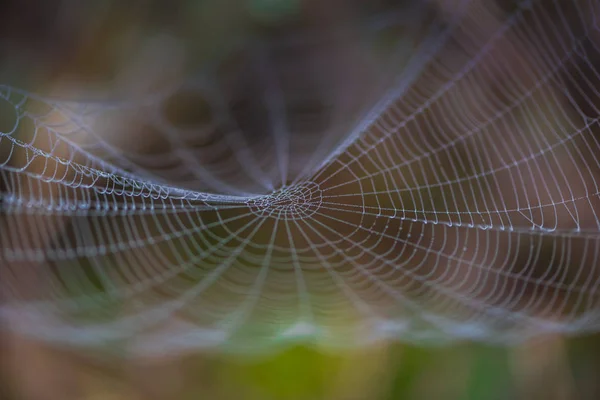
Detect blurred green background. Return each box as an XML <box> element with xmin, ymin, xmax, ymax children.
<box><xmin>3</xmin><ymin>333</ymin><xmax>600</xmax><ymax>399</ymax></box>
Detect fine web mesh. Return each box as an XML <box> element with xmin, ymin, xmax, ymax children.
<box><xmin>3</xmin><ymin>0</ymin><xmax>600</xmax><ymax>355</ymax></box>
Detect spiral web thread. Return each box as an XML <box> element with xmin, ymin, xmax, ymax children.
<box><xmin>3</xmin><ymin>0</ymin><xmax>600</xmax><ymax>355</ymax></box>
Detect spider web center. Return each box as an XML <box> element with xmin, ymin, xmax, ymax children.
<box><xmin>247</xmin><ymin>181</ymin><xmax>323</xmax><ymax>220</ymax></box>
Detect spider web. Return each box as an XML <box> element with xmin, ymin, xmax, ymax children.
<box><xmin>2</xmin><ymin>0</ymin><xmax>600</xmax><ymax>355</ymax></box>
